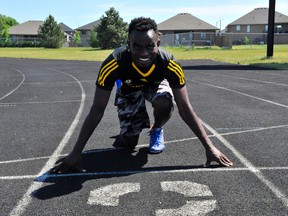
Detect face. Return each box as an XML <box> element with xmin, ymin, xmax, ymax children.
<box><xmin>129</xmin><ymin>29</ymin><xmax>160</xmax><ymax>68</ymax></box>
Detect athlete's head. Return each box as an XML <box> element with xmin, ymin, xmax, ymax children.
<box><xmin>128</xmin><ymin>17</ymin><xmax>160</xmax><ymax>68</ymax></box>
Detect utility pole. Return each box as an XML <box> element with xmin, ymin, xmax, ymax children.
<box><xmin>267</xmin><ymin>0</ymin><xmax>276</xmax><ymax>59</ymax></box>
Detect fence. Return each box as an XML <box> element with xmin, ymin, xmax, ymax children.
<box><xmin>159</xmin><ymin>32</ymin><xmax>288</xmax><ymax>48</ymax></box>
<box><xmin>1</xmin><ymin>32</ymin><xmax>287</xmax><ymax>48</ymax></box>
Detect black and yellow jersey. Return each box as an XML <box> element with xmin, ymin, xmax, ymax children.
<box><xmin>96</xmin><ymin>46</ymin><xmax>185</xmax><ymax>93</ymax></box>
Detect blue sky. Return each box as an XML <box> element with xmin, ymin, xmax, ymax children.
<box><xmin>2</xmin><ymin>0</ymin><xmax>288</xmax><ymax>30</ymax></box>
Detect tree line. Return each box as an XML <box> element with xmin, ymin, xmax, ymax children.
<box><xmin>0</xmin><ymin>7</ymin><xmax>128</xmax><ymax>49</ymax></box>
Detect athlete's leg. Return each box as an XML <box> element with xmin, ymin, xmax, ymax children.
<box><xmin>145</xmin><ymin>80</ymin><xmax>174</xmax><ymax>153</ymax></box>
<box><xmin>152</xmin><ymin>95</ymin><xmax>173</xmax><ymax>129</ymax></box>
<box><xmin>113</xmin><ymin>90</ymin><xmax>150</xmax><ymax>149</ymax></box>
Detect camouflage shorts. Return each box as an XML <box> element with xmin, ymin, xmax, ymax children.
<box><xmin>114</xmin><ymin>80</ymin><xmax>173</xmax><ymax>136</ymax></box>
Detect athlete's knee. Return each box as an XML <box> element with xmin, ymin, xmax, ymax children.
<box><xmin>152</xmin><ymin>96</ymin><xmax>173</xmax><ymax>112</ymax></box>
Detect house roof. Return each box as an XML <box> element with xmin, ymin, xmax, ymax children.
<box><xmin>229</xmin><ymin>8</ymin><xmax>288</xmax><ymax>25</ymax></box>
<box><xmin>59</xmin><ymin>22</ymin><xmax>74</xmax><ymax>32</ymax></box>
<box><xmin>75</xmin><ymin>20</ymin><xmax>100</xmax><ymax>31</ymax></box>
<box><xmin>157</xmin><ymin>13</ymin><xmax>218</xmax><ymax>31</ymax></box>
<box><xmin>9</xmin><ymin>20</ymin><xmax>73</xmax><ymax>36</ymax></box>
<box><xmin>9</xmin><ymin>21</ymin><xmax>43</xmax><ymax>35</ymax></box>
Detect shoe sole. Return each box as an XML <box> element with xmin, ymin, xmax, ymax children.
<box><xmin>149</xmin><ymin>147</ymin><xmax>164</xmax><ymax>154</ymax></box>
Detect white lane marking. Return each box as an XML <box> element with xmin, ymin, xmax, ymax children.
<box><xmin>23</xmin><ymin>80</ymin><xmax>95</xmax><ymax>85</ymax></box>
<box><xmin>264</xmin><ymin>72</ymin><xmax>288</xmax><ymax>77</ymax></box>
<box><xmin>190</xmin><ymin>80</ymin><xmax>288</xmax><ymax>109</ymax></box>
<box><xmin>0</xmin><ymin>175</ymin><xmax>37</xmax><ymax>180</ymax></box>
<box><xmin>9</xmin><ymin>68</ymin><xmax>86</xmax><ymax>216</ymax></box>
<box><xmin>196</xmin><ymin>72</ymin><xmax>288</xmax><ymax>87</ymax></box>
<box><xmin>157</xmin><ymin>181</ymin><xmax>216</xmax><ymax>216</ymax></box>
<box><xmin>201</xmin><ymin>120</ymin><xmax>288</xmax><ymax>208</ymax></box>
<box><xmin>2</xmin><ymin>166</ymin><xmax>288</xmax><ymax>181</ymax></box>
<box><xmin>219</xmin><ymin>74</ymin><xmax>288</xmax><ymax>87</ymax></box>
<box><xmin>0</xmin><ymin>100</ymin><xmax>81</xmax><ymax>106</ymax></box>
<box><xmin>88</xmin><ymin>183</ymin><xmax>141</xmax><ymax>206</ymax></box>
<box><xmin>1</xmin><ymin>123</ymin><xmax>287</xmax><ymax>165</ymax></box>
<box><xmin>0</xmin><ymin>67</ymin><xmax>25</xmax><ymax>101</ymax></box>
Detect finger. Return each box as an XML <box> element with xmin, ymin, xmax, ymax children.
<box><xmin>51</xmin><ymin>164</ymin><xmax>62</xmax><ymax>173</ymax></box>
<box><xmin>55</xmin><ymin>157</ymin><xmax>65</xmax><ymax>164</ymax></box>
<box><xmin>75</xmin><ymin>166</ymin><xmax>86</xmax><ymax>173</ymax></box>
<box><xmin>220</xmin><ymin>156</ymin><xmax>233</xmax><ymax>167</ymax></box>
<box><xmin>57</xmin><ymin>164</ymin><xmax>71</xmax><ymax>174</ymax></box>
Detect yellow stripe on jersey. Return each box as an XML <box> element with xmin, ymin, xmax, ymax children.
<box><xmin>167</xmin><ymin>60</ymin><xmax>185</xmax><ymax>85</ymax></box>
<box><xmin>98</xmin><ymin>59</ymin><xmax>119</xmax><ymax>86</ymax></box>
<box><xmin>132</xmin><ymin>62</ymin><xmax>155</xmax><ymax>77</ymax></box>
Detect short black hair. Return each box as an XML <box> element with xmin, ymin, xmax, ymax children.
<box><xmin>128</xmin><ymin>17</ymin><xmax>158</xmax><ymax>36</ymax></box>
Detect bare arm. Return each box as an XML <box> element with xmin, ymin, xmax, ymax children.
<box><xmin>72</xmin><ymin>87</ymin><xmax>112</xmax><ymax>154</ymax></box>
<box><xmin>53</xmin><ymin>87</ymin><xmax>112</xmax><ymax>173</ymax></box>
<box><xmin>172</xmin><ymin>86</ymin><xmax>233</xmax><ymax>167</ymax></box>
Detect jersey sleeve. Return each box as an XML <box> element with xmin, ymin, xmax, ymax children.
<box><xmin>159</xmin><ymin>49</ymin><xmax>185</xmax><ymax>89</ymax></box>
<box><xmin>166</xmin><ymin>58</ymin><xmax>185</xmax><ymax>88</ymax></box>
<box><xmin>96</xmin><ymin>54</ymin><xmax>120</xmax><ymax>90</ymax></box>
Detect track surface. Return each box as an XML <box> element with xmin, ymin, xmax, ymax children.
<box><xmin>1</xmin><ymin>58</ymin><xmax>288</xmax><ymax>216</ymax></box>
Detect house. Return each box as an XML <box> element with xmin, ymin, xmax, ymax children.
<box><xmin>226</xmin><ymin>8</ymin><xmax>288</xmax><ymax>44</ymax></box>
<box><xmin>75</xmin><ymin>20</ymin><xmax>100</xmax><ymax>46</ymax></box>
<box><xmin>157</xmin><ymin>13</ymin><xmax>218</xmax><ymax>46</ymax></box>
<box><xmin>8</xmin><ymin>20</ymin><xmax>74</xmax><ymax>47</ymax></box>
<box><xmin>59</xmin><ymin>22</ymin><xmax>74</xmax><ymax>37</ymax></box>
<box><xmin>9</xmin><ymin>20</ymin><xmax>43</xmax><ymax>42</ymax></box>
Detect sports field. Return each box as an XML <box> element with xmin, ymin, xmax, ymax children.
<box><xmin>0</xmin><ymin>44</ymin><xmax>287</xmax><ymax>69</ymax></box>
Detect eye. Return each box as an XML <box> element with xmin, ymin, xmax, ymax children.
<box><xmin>132</xmin><ymin>44</ymin><xmax>140</xmax><ymax>49</ymax></box>
<box><xmin>147</xmin><ymin>44</ymin><xmax>155</xmax><ymax>50</ymax></box>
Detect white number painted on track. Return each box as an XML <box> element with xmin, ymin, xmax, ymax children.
<box><xmin>88</xmin><ymin>181</ymin><xmax>216</xmax><ymax>215</ymax></box>
<box><xmin>156</xmin><ymin>181</ymin><xmax>216</xmax><ymax>215</ymax></box>
<box><xmin>88</xmin><ymin>183</ymin><xmax>141</xmax><ymax>206</ymax></box>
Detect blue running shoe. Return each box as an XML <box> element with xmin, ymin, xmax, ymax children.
<box><xmin>149</xmin><ymin>128</ymin><xmax>165</xmax><ymax>153</ymax></box>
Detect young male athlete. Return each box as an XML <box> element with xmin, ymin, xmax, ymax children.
<box><xmin>53</xmin><ymin>17</ymin><xmax>233</xmax><ymax>173</ymax></box>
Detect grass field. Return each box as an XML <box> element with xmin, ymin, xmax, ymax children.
<box><xmin>0</xmin><ymin>45</ymin><xmax>287</xmax><ymax>69</ymax></box>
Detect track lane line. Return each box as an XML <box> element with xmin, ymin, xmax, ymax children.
<box><xmin>201</xmin><ymin>120</ymin><xmax>288</xmax><ymax>208</ymax></box>
<box><xmin>1</xmin><ymin>123</ymin><xmax>287</xmax><ymax>165</ymax></box>
<box><xmin>0</xmin><ymin>67</ymin><xmax>25</xmax><ymax>101</ymax></box>
<box><xmin>9</xmin><ymin>68</ymin><xmax>86</xmax><ymax>216</ymax></box>
<box><xmin>189</xmin><ymin>80</ymin><xmax>288</xmax><ymax>109</ymax></box>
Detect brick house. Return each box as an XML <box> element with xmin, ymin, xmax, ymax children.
<box><xmin>157</xmin><ymin>13</ymin><xmax>218</xmax><ymax>46</ymax></box>
<box><xmin>226</xmin><ymin>8</ymin><xmax>288</xmax><ymax>44</ymax></box>
<box><xmin>8</xmin><ymin>20</ymin><xmax>74</xmax><ymax>47</ymax></box>
<box><xmin>75</xmin><ymin>20</ymin><xmax>100</xmax><ymax>46</ymax></box>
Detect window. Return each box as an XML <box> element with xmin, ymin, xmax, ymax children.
<box><xmin>200</xmin><ymin>33</ymin><xmax>206</xmax><ymax>39</ymax></box>
<box><xmin>246</xmin><ymin>25</ymin><xmax>250</xmax><ymax>33</ymax></box>
<box><xmin>236</xmin><ymin>25</ymin><xmax>241</xmax><ymax>31</ymax></box>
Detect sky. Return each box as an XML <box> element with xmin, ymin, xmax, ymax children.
<box><xmin>2</xmin><ymin>0</ymin><xmax>288</xmax><ymax>30</ymax></box>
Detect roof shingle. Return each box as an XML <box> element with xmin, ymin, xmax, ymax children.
<box><xmin>229</xmin><ymin>8</ymin><xmax>288</xmax><ymax>25</ymax></box>
<box><xmin>157</xmin><ymin>13</ymin><xmax>218</xmax><ymax>31</ymax></box>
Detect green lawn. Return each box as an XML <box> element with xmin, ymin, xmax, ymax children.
<box><xmin>0</xmin><ymin>45</ymin><xmax>287</xmax><ymax>69</ymax></box>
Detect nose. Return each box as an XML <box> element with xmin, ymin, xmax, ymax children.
<box><xmin>140</xmin><ymin>48</ymin><xmax>149</xmax><ymax>57</ymax></box>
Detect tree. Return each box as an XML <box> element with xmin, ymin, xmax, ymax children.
<box><xmin>89</xmin><ymin>30</ymin><xmax>99</xmax><ymax>48</ymax></box>
<box><xmin>74</xmin><ymin>30</ymin><xmax>81</xmax><ymax>46</ymax></box>
<box><xmin>0</xmin><ymin>14</ymin><xmax>18</xmax><ymax>46</ymax></box>
<box><xmin>0</xmin><ymin>14</ymin><xmax>18</xmax><ymax>31</ymax></box>
<box><xmin>38</xmin><ymin>14</ymin><xmax>65</xmax><ymax>48</ymax></box>
<box><xmin>95</xmin><ymin>7</ymin><xmax>128</xmax><ymax>49</ymax></box>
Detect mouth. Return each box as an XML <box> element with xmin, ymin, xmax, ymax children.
<box><xmin>139</xmin><ymin>57</ymin><xmax>150</xmax><ymax>62</ymax></box>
